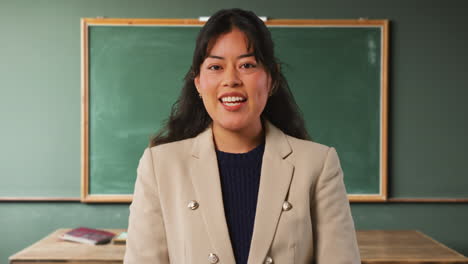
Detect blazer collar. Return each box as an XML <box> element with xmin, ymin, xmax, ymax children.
<box><xmin>189</xmin><ymin>120</ymin><xmax>294</xmax><ymax>264</ymax></box>
<box><xmin>190</xmin><ymin>120</ymin><xmax>292</xmax><ymax>159</ymax></box>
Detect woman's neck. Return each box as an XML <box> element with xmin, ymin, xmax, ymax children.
<box><xmin>212</xmin><ymin>121</ymin><xmax>264</xmax><ymax>153</ymax></box>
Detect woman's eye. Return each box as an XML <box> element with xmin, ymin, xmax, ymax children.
<box><xmin>241</xmin><ymin>63</ymin><xmax>256</xmax><ymax>69</ymax></box>
<box><xmin>208</xmin><ymin>65</ymin><xmax>221</xmax><ymax>70</ymax></box>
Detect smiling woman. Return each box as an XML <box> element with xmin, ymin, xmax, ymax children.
<box><xmin>195</xmin><ymin>28</ymin><xmax>271</xmax><ymax>153</ymax></box>
<box><xmin>125</xmin><ymin>8</ymin><xmax>361</xmax><ymax>264</ymax></box>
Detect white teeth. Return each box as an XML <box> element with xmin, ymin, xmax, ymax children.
<box><xmin>224</xmin><ymin>102</ymin><xmax>241</xmax><ymax>106</ymax></box>
<box><xmin>221</xmin><ymin>96</ymin><xmax>246</xmax><ymax>103</ymax></box>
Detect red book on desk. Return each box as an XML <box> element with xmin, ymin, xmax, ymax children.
<box><xmin>59</xmin><ymin>227</ymin><xmax>115</xmax><ymax>245</ymax></box>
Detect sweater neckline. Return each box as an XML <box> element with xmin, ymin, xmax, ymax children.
<box><xmin>215</xmin><ymin>142</ymin><xmax>265</xmax><ymax>156</ymax></box>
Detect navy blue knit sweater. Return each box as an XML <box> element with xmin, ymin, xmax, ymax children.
<box><xmin>215</xmin><ymin>142</ymin><xmax>265</xmax><ymax>264</ymax></box>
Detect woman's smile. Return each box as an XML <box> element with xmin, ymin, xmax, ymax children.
<box><xmin>219</xmin><ymin>92</ymin><xmax>248</xmax><ymax>111</ymax></box>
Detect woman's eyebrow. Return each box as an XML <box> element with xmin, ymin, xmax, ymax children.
<box><xmin>207</xmin><ymin>55</ymin><xmax>223</xmax><ymax>60</ymax></box>
<box><xmin>207</xmin><ymin>53</ymin><xmax>255</xmax><ymax>60</ymax></box>
<box><xmin>238</xmin><ymin>53</ymin><xmax>255</xmax><ymax>59</ymax></box>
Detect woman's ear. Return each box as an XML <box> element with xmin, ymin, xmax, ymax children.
<box><xmin>194</xmin><ymin>76</ymin><xmax>200</xmax><ymax>93</ymax></box>
<box><xmin>268</xmin><ymin>75</ymin><xmax>274</xmax><ymax>97</ymax></box>
<box><xmin>268</xmin><ymin>64</ymin><xmax>280</xmax><ymax>96</ymax></box>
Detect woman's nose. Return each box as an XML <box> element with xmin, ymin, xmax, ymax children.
<box><xmin>222</xmin><ymin>66</ymin><xmax>241</xmax><ymax>87</ymax></box>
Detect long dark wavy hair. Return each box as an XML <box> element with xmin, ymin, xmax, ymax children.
<box><xmin>150</xmin><ymin>8</ymin><xmax>310</xmax><ymax>147</ymax></box>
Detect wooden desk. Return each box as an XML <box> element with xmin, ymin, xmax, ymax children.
<box><xmin>10</xmin><ymin>229</ymin><xmax>125</xmax><ymax>264</ymax></box>
<box><xmin>358</xmin><ymin>230</ymin><xmax>467</xmax><ymax>264</ymax></box>
<box><xmin>9</xmin><ymin>229</ymin><xmax>468</xmax><ymax>264</ymax></box>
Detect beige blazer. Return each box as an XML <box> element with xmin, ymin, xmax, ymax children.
<box><xmin>124</xmin><ymin>121</ymin><xmax>361</xmax><ymax>264</ymax></box>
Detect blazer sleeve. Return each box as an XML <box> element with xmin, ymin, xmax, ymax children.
<box><xmin>124</xmin><ymin>148</ymin><xmax>170</xmax><ymax>264</ymax></box>
<box><xmin>311</xmin><ymin>147</ymin><xmax>361</xmax><ymax>264</ymax></box>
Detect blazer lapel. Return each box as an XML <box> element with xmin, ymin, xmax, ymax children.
<box><xmin>247</xmin><ymin>121</ymin><xmax>294</xmax><ymax>264</ymax></box>
<box><xmin>189</xmin><ymin>121</ymin><xmax>294</xmax><ymax>264</ymax></box>
<box><xmin>190</xmin><ymin>125</ymin><xmax>236</xmax><ymax>264</ymax></box>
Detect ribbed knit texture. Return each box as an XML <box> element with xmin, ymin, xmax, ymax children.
<box><xmin>215</xmin><ymin>142</ymin><xmax>265</xmax><ymax>264</ymax></box>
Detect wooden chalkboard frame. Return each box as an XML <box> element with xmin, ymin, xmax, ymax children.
<box><xmin>81</xmin><ymin>18</ymin><xmax>389</xmax><ymax>203</ymax></box>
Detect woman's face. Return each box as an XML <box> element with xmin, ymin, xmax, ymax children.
<box><xmin>195</xmin><ymin>28</ymin><xmax>271</xmax><ymax>135</ymax></box>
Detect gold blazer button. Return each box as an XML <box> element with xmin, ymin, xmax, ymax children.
<box><xmin>265</xmin><ymin>256</ymin><xmax>274</xmax><ymax>264</ymax></box>
<box><xmin>282</xmin><ymin>201</ymin><xmax>292</xmax><ymax>211</ymax></box>
<box><xmin>187</xmin><ymin>200</ymin><xmax>199</xmax><ymax>210</ymax></box>
<box><xmin>208</xmin><ymin>253</ymin><xmax>219</xmax><ymax>263</ymax></box>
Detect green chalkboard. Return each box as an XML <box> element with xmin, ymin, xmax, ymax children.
<box><xmin>81</xmin><ymin>19</ymin><xmax>388</xmax><ymax>202</ymax></box>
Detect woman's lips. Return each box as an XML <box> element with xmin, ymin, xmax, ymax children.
<box><xmin>220</xmin><ymin>100</ymin><xmax>246</xmax><ymax>111</ymax></box>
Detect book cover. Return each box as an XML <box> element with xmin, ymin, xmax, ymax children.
<box><xmin>59</xmin><ymin>227</ymin><xmax>115</xmax><ymax>245</ymax></box>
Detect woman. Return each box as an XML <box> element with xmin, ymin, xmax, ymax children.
<box><xmin>124</xmin><ymin>8</ymin><xmax>360</xmax><ymax>264</ymax></box>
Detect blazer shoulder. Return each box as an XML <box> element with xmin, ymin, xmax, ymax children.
<box><xmin>283</xmin><ymin>135</ymin><xmax>342</xmax><ymax>187</ymax></box>
<box><xmin>147</xmin><ymin>137</ymin><xmax>195</xmax><ymax>161</ymax></box>
<box><xmin>285</xmin><ymin>135</ymin><xmax>331</xmax><ymax>158</ymax></box>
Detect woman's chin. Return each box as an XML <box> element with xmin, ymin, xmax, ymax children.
<box><xmin>213</xmin><ymin>119</ymin><xmax>260</xmax><ymax>134</ymax></box>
